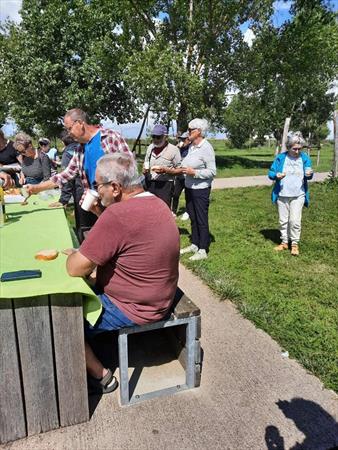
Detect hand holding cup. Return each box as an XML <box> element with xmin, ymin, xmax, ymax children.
<box><xmin>276</xmin><ymin>172</ymin><xmax>286</xmax><ymax>179</ymax></box>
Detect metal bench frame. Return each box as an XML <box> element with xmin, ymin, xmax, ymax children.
<box><xmin>118</xmin><ymin>314</ymin><xmax>201</xmax><ymax>406</ymax></box>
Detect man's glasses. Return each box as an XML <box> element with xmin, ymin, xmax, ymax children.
<box><xmin>188</xmin><ymin>128</ymin><xmax>197</xmax><ymax>133</ymax></box>
<box><xmin>151</xmin><ymin>135</ymin><xmax>163</xmax><ymax>139</ymax></box>
<box><xmin>92</xmin><ymin>180</ymin><xmax>114</xmax><ymax>191</ymax></box>
<box><xmin>64</xmin><ymin>119</ymin><xmax>80</xmax><ymax>133</ymax></box>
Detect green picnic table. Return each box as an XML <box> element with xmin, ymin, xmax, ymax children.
<box><xmin>0</xmin><ymin>198</ymin><xmax>101</xmax><ymax>444</ymax></box>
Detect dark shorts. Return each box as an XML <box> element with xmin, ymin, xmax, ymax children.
<box><xmin>84</xmin><ymin>293</ymin><xmax>136</xmax><ymax>338</ymax></box>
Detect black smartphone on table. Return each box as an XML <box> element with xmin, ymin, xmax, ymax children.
<box><xmin>0</xmin><ymin>270</ymin><xmax>42</xmax><ymax>282</ymax></box>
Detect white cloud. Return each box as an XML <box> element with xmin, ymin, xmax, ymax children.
<box><xmin>0</xmin><ymin>0</ymin><xmax>22</xmax><ymax>23</ymax></box>
<box><xmin>273</xmin><ymin>1</ymin><xmax>292</xmax><ymax>11</ymax></box>
<box><xmin>243</xmin><ymin>28</ymin><xmax>255</xmax><ymax>47</ymax></box>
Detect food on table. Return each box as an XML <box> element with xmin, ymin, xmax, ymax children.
<box><xmin>35</xmin><ymin>249</ymin><xmax>59</xmax><ymax>261</ymax></box>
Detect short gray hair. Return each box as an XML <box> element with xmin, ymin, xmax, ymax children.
<box><xmin>14</xmin><ymin>132</ymin><xmax>33</xmax><ymax>150</ymax></box>
<box><xmin>188</xmin><ymin>118</ymin><xmax>209</xmax><ymax>136</ymax></box>
<box><xmin>96</xmin><ymin>153</ymin><xmax>139</xmax><ymax>189</ymax></box>
<box><xmin>64</xmin><ymin>108</ymin><xmax>89</xmax><ymax>123</ymax></box>
<box><xmin>286</xmin><ymin>131</ymin><xmax>306</xmax><ymax>149</ymax></box>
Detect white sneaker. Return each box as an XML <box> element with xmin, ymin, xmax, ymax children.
<box><xmin>180</xmin><ymin>244</ymin><xmax>198</xmax><ymax>255</ymax></box>
<box><xmin>189</xmin><ymin>249</ymin><xmax>208</xmax><ymax>261</ymax></box>
<box><xmin>180</xmin><ymin>212</ymin><xmax>190</xmax><ymax>221</ymax></box>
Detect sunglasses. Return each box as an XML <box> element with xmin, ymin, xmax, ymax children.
<box><xmin>151</xmin><ymin>135</ymin><xmax>163</xmax><ymax>139</ymax></box>
<box><xmin>188</xmin><ymin>128</ymin><xmax>197</xmax><ymax>133</ymax></box>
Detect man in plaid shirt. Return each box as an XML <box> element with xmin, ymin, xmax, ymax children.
<box><xmin>26</xmin><ymin>108</ymin><xmax>132</xmax><ymax>238</ymax></box>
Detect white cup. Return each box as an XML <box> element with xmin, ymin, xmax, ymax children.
<box><xmin>144</xmin><ymin>161</ymin><xmax>150</xmax><ymax>170</ymax></box>
<box><xmin>81</xmin><ymin>189</ymin><xmax>99</xmax><ymax>211</ymax></box>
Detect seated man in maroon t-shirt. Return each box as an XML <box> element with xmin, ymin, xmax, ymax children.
<box><xmin>66</xmin><ymin>153</ymin><xmax>180</xmax><ymax>394</ymax></box>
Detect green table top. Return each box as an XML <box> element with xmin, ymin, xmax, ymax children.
<box><xmin>0</xmin><ymin>197</ymin><xmax>101</xmax><ymax>325</ymax></box>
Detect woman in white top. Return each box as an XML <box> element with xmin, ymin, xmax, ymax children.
<box><xmin>268</xmin><ymin>132</ymin><xmax>313</xmax><ymax>256</ymax></box>
<box><xmin>154</xmin><ymin>118</ymin><xmax>216</xmax><ymax>261</ymax></box>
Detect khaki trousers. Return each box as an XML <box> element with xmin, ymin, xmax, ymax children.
<box><xmin>277</xmin><ymin>195</ymin><xmax>305</xmax><ymax>245</ymax></box>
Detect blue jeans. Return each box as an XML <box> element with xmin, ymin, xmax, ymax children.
<box><xmin>25</xmin><ymin>176</ymin><xmax>43</xmax><ymax>185</ymax></box>
<box><xmin>85</xmin><ymin>293</ymin><xmax>136</xmax><ymax>338</ymax></box>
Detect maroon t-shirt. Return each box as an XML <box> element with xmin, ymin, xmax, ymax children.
<box><xmin>80</xmin><ymin>193</ymin><xmax>180</xmax><ymax>324</ymax></box>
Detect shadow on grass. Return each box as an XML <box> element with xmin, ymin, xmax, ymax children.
<box><xmin>216</xmin><ymin>155</ymin><xmax>272</xmax><ymax>170</ymax></box>
<box><xmin>260</xmin><ymin>229</ymin><xmax>280</xmax><ymax>244</ymax></box>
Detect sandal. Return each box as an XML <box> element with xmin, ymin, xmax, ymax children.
<box><xmin>88</xmin><ymin>368</ymin><xmax>118</xmax><ymax>395</ymax></box>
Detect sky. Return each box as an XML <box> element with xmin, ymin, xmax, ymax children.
<box><xmin>1</xmin><ymin>0</ymin><xmax>337</xmax><ymax>138</ymax></box>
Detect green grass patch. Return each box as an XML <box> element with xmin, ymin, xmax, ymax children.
<box><xmin>179</xmin><ymin>181</ymin><xmax>338</xmax><ymax>391</ymax></box>
<box><xmin>210</xmin><ymin>141</ymin><xmax>334</xmax><ymax>178</ymax></box>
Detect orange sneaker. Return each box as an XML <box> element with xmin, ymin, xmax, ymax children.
<box><xmin>291</xmin><ymin>244</ymin><xmax>299</xmax><ymax>256</ymax></box>
<box><xmin>274</xmin><ymin>243</ymin><xmax>288</xmax><ymax>251</ymax></box>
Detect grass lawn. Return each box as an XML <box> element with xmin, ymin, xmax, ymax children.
<box><xmin>132</xmin><ymin>138</ymin><xmax>335</xmax><ymax>179</ymax></box>
<box><xmin>178</xmin><ymin>181</ymin><xmax>338</xmax><ymax>392</ymax></box>
<box><xmin>210</xmin><ymin>141</ymin><xmax>334</xmax><ymax>178</ymax></box>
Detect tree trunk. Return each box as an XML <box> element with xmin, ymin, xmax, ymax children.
<box><xmin>281</xmin><ymin>117</ymin><xmax>291</xmax><ymax>153</ymax></box>
<box><xmin>176</xmin><ymin>103</ymin><xmax>189</xmax><ymax>134</ymax></box>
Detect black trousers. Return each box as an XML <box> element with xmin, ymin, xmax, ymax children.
<box><xmin>147</xmin><ymin>180</ymin><xmax>174</xmax><ymax>207</ymax></box>
<box><xmin>185</xmin><ymin>187</ymin><xmax>211</xmax><ymax>251</ymax></box>
<box><xmin>171</xmin><ymin>176</ymin><xmax>185</xmax><ymax>214</ymax></box>
<box><xmin>72</xmin><ymin>181</ymin><xmax>97</xmax><ymax>243</ymax></box>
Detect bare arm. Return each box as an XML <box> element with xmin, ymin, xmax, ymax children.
<box><xmin>26</xmin><ymin>179</ymin><xmax>58</xmax><ymax>194</ymax></box>
<box><xmin>66</xmin><ymin>250</ymin><xmax>96</xmax><ymax>277</ymax></box>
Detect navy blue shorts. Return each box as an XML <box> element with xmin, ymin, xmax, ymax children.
<box><xmin>85</xmin><ymin>293</ymin><xmax>136</xmax><ymax>338</ymax></box>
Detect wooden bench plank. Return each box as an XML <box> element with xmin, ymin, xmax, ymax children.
<box><xmin>14</xmin><ymin>296</ymin><xmax>59</xmax><ymax>435</ymax></box>
<box><xmin>0</xmin><ymin>300</ymin><xmax>26</xmax><ymax>444</ymax></box>
<box><xmin>173</xmin><ymin>288</ymin><xmax>200</xmax><ymax>318</ymax></box>
<box><xmin>51</xmin><ymin>294</ymin><xmax>89</xmax><ymax>426</ymax></box>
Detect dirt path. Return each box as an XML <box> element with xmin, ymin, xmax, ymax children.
<box><xmin>4</xmin><ymin>264</ymin><xmax>337</xmax><ymax>450</ymax></box>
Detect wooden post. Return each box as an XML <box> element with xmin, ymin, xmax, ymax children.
<box><xmin>281</xmin><ymin>117</ymin><xmax>291</xmax><ymax>153</ymax></box>
<box><xmin>333</xmin><ymin>111</ymin><xmax>338</xmax><ymax>177</ymax></box>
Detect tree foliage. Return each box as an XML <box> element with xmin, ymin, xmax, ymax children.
<box><xmin>232</xmin><ymin>0</ymin><xmax>338</xmax><ymax>143</ymax></box>
<box><xmin>1</xmin><ymin>0</ymin><xmax>337</xmax><ymax>140</ymax></box>
<box><xmin>0</xmin><ymin>0</ymin><xmax>142</xmax><ymax>135</ymax></box>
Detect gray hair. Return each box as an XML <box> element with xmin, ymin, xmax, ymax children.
<box><xmin>286</xmin><ymin>131</ymin><xmax>306</xmax><ymax>149</ymax></box>
<box><xmin>96</xmin><ymin>153</ymin><xmax>140</xmax><ymax>189</ymax></box>
<box><xmin>13</xmin><ymin>132</ymin><xmax>33</xmax><ymax>150</ymax></box>
<box><xmin>64</xmin><ymin>108</ymin><xmax>89</xmax><ymax>123</ymax></box>
<box><xmin>188</xmin><ymin>118</ymin><xmax>209</xmax><ymax>136</ymax></box>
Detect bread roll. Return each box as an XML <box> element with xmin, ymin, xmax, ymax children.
<box><xmin>35</xmin><ymin>249</ymin><xmax>59</xmax><ymax>261</ymax></box>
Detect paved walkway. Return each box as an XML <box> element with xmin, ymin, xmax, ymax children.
<box><xmin>4</xmin><ymin>265</ymin><xmax>338</xmax><ymax>450</ymax></box>
<box><xmin>212</xmin><ymin>172</ymin><xmax>330</xmax><ymax>189</ymax></box>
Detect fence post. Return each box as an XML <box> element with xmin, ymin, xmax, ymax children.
<box><xmin>334</xmin><ymin>111</ymin><xmax>338</xmax><ymax>178</ymax></box>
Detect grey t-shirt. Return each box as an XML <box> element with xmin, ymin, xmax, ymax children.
<box><xmin>22</xmin><ymin>152</ymin><xmax>51</xmax><ymax>181</ymax></box>
<box><xmin>144</xmin><ymin>142</ymin><xmax>181</xmax><ymax>182</ymax></box>
<box><xmin>182</xmin><ymin>139</ymin><xmax>216</xmax><ymax>189</ymax></box>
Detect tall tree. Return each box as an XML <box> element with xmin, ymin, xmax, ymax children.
<box><xmin>1</xmin><ymin>0</ymin><xmax>142</xmax><ymax>136</ymax></box>
<box><xmin>123</xmin><ymin>0</ymin><xmax>274</xmax><ymax>131</ymax></box>
<box><xmin>235</xmin><ymin>0</ymin><xmax>338</xmax><ymax>141</ymax></box>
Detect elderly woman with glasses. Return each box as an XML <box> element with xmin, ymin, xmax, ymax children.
<box><xmin>268</xmin><ymin>131</ymin><xmax>313</xmax><ymax>256</ymax></box>
<box><xmin>14</xmin><ymin>132</ymin><xmax>51</xmax><ymax>185</ymax></box>
<box><xmin>143</xmin><ymin>124</ymin><xmax>181</xmax><ymax>207</ymax></box>
<box><xmin>155</xmin><ymin>118</ymin><xmax>216</xmax><ymax>261</ymax></box>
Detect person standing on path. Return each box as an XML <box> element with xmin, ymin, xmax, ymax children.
<box><xmin>268</xmin><ymin>131</ymin><xmax>313</xmax><ymax>256</ymax></box>
<box><xmin>143</xmin><ymin>124</ymin><xmax>181</xmax><ymax>207</ymax></box>
<box><xmin>154</xmin><ymin>118</ymin><xmax>216</xmax><ymax>261</ymax></box>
